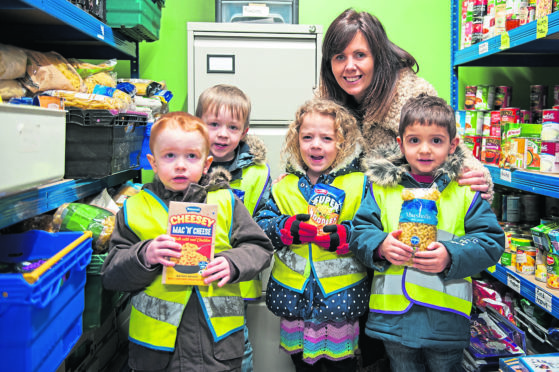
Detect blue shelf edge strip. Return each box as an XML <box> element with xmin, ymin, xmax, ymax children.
<box><xmin>0</xmin><ymin>169</ymin><xmax>140</xmax><ymax>230</ymax></box>
<box><xmin>19</xmin><ymin>0</ymin><xmax>136</xmax><ymax>58</ymax></box>
<box><xmin>486</xmin><ymin>165</ymin><xmax>559</xmax><ymax>199</ymax></box>
<box><xmin>486</xmin><ymin>263</ymin><xmax>559</xmax><ymax>319</ymax></box>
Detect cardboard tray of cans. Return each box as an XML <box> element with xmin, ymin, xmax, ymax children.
<box><xmin>65</xmin><ymin>108</ymin><xmax>148</xmax><ymax>179</ymax></box>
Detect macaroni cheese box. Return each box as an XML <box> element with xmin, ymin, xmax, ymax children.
<box><xmin>162</xmin><ymin>201</ymin><xmax>217</xmax><ymax>285</ymax></box>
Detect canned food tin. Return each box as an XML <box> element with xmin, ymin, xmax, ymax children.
<box><xmin>501</xmin><ymin>107</ymin><xmax>521</xmax><ymax>124</ymax></box>
<box><xmin>530</xmin><ymin>85</ymin><xmax>548</xmax><ymax>111</ymax></box>
<box><xmin>495</xmin><ymin>86</ymin><xmax>512</xmax><ymax>110</ymax></box>
<box><xmin>465</xmin><ymin>110</ymin><xmax>486</xmax><ymax>135</ymax></box>
<box><xmin>521</xmin><ymin>110</ymin><xmax>532</xmax><ymax>123</ymax></box>
<box><xmin>542</xmin><ymin>109</ymin><xmax>559</xmax><ymax>123</ymax></box>
<box><xmin>465</xmin><ymin>85</ymin><xmax>477</xmax><ymax>110</ymax></box>
<box><xmin>475</xmin><ymin>85</ymin><xmax>495</xmax><ymax>110</ymax></box>
<box><xmin>507</xmin><ymin>196</ymin><xmax>521</xmax><ymax>223</ymax></box>
<box><xmin>516</xmin><ymin>245</ymin><xmax>537</xmax><ymax>274</ymax></box>
<box><xmin>511</xmin><ymin>234</ymin><xmax>533</xmax><ymax>251</ymax></box>
<box><xmin>501</xmin><ymin>250</ymin><xmax>512</xmax><ymax>266</ymax></box>
<box><xmin>542</xmin><ymin>123</ymin><xmax>559</xmax><ymax>141</ymax></box>
<box><xmin>463</xmin><ymin>135</ymin><xmax>482</xmax><ymax>160</ymax></box>
<box><xmin>520</xmin><ymin>193</ymin><xmax>542</xmax><ymax>223</ymax></box>
<box><xmin>536</xmin><ymin>248</ymin><xmax>547</xmax><ymax>282</ymax></box>
<box><xmin>540</xmin><ymin>141</ymin><xmax>559</xmax><ymax>173</ymax></box>
<box><xmin>547</xmin><ymin>253</ymin><xmax>559</xmax><ymax>289</ymax></box>
<box><xmin>481</xmin><ymin>136</ymin><xmax>501</xmax><ymax>165</ymax></box>
<box><xmin>483</xmin><ymin>111</ymin><xmax>492</xmax><ymax>136</ymax></box>
<box><xmin>553</xmin><ymin>85</ymin><xmax>559</xmax><ymax>106</ymax></box>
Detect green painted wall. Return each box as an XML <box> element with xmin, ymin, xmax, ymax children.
<box><xmin>120</xmin><ymin>0</ymin><xmax>451</xmax><ymax>113</ymax></box>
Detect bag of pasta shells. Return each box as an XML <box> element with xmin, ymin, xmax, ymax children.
<box><xmin>398</xmin><ymin>187</ymin><xmax>440</xmax><ymax>266</ymax></box>
<box><xmin>21</xmin><ymin>50</ymin><xmax>84</xmax><ymax>93</ymax></box>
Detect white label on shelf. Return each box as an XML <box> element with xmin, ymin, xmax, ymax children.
<box><xmin>97</xmin><ymin>24</ymin><xmax>105</xmax><ymax>40</ymax></box>
<box><xmin>500</xmin><ymin>169</ymin><xmax>512</xmax><ymax>183</ymax></box>
<box><xmin>478</xmin><ymin>42</ymin><xmax>489</xmax><ymax>55</ymax></box>
<box><xmin>507</xmin><ymin>273</ymin><xmax>521</xmax><ymax>293</ymax></box>
<box><xmin>535</xmin><ymin>287</ymin><xmax>553</xmax><ymax>313</ymax></box>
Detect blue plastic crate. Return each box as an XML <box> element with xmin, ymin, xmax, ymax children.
<box><xmin>0</xmin><ymin>230</ymin><xmax>92</xmax><ymax>372</ymax></box>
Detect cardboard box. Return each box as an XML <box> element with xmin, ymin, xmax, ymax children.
<box><xmin>162</xmin><ymin>201</ymin><xmax>217</xmax><ymax>285</ymax></box>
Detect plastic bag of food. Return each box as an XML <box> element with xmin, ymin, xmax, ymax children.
<box><xmin>52</xmin><ymin>202</ymin><xmax>115</xmax><ymax>253</ymax></box>
<box><xmin>117</xmin><ymin>78</ymin><xmax>165</xmax><ymax>96</ymax></box>
<box><xmin>0</xmin><ymin>79</ymin><xmax>27</xmax><ymax>100</ymax></box>
<box><xmin>21</xmin><ymin>50</ymin><xmax>84</xmax><ymax>93</ymax></box>
<box><xmin>44</xmin><ymin>89</ymin><xmax>129</xmax><ymax>111</ymax></box>
<box><xmin>398</xmin><ymin>187</ymin><xmax>440</xmax><ymax>266</ymax></box>
<box><xmin>92</xmin><ymin>84</ymin><xmax>133</xmax><ymax>108</ymax></box>
<box><xmin>68</xmin><ymin>58</ymin><xmax>117</xmax><ymax>78</ymax></box>
<box><xmin>0</xmin><ymin>43</ymin><xmax>27</xmax><ymax>79</ymax></box>
<box><xmin>307</xmin><ymin>183</ymin><xmax>345</xmax><ymax>235</ymax></box>
<box><xmin>84</xmin><ymin>71</ymin><xmax>117</xmax><ymax>93</ymax></box>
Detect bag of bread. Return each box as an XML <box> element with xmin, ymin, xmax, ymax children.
<box><xmin>21</xmin><ymin>50</ymin><xmax>84</xmax><ymax>93</ymax></box>
<box><xmin>0</xmin><ymin>80</ymin><xmax>26</xmax><ymax>100</ymax></box>
<box><xmin>0</xmin><ymin>43</ymin><xmax>27</xmax><ymax>79</ymax></box>
<box><xmin>398</xmin><ymin>187</ymin><xmax>440</xmax><ymax>266</ymax></box>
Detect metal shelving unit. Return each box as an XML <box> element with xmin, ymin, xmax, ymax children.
<box><xmin>451</xmin><ymin>1</ymin><xmax>559</xmax><ymax>321</ymax></box>
<box><xmin>450</xmin><ymin>2</ymin><xmax>559</xmax><ymax>109</ymax></box>
<box><xmin>487</xmin><ymin>263</ymin><xmax>559</xmax><ymax>319</ymax></box>
<box><xmin>0</xmin><ymin>169</ymin><xmax>140</xmax><ymax>230</ymax></box>
<box><xmin>0</xmin><ymin>0</ymin><xmax>139</xmax><ymax>74</ymax></box>
<box><xmin>486</xmin><ymin>165</ymin><xmax>559</xmax><ymax>199</ymax></box>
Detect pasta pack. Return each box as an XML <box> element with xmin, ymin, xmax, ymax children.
<box><xmin>398</xmin><ymin>187</ymin><xmax>440</xmax><ymax>266</ymax></box>
<box><xmin>21</xmin><ymin>50</ymin><xmax>84</xmax><ymax>93</ymax></box>
<box><xmin>308</xmin><ymin>183</ymin><xmax>345</xmax><ymax>235</ymax></box>
<box><xmin>162</xmin><ymin>201</ymin><xmax>217</xmax><ymax>285</ymax></box>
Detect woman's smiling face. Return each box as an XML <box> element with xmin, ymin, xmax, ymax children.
<box><xmin>330</xmin><ymin>31</ymin><xmax>374</xmax><ymax>103</ymax></box>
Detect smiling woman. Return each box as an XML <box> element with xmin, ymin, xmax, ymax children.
<box><xmin>317</xmin><ymin>8</ymin><xmax>494</xmax><ymax>202</ymax></box>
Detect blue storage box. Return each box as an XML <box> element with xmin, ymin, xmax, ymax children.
<box><xmin>0</xmin><ymin>231</ymin><xmax>92</xmax><ymax>372</ymax></box>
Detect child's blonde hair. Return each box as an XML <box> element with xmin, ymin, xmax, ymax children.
<box><xmin>283</xmin><ymin>98</ymin><xmax>363</xmax><ymax>172</ymax></box>
<box><xmin>149</xmin><ymin>112</ymin><xmax>210</xmax><ymax>157</ymax></box>
<box><xmin>195</xmin><ymin>84</ymin><xmax>251</xmax><ymax>129</ymax></box>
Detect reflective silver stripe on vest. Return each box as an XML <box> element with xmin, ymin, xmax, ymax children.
<box><xmin>131</xmin><ymin>291</ymin><xmax>183</xmax><ymax>327</ymax></box>
<box><xmin>372</xmin><ymin>274</ymin><xmax>403</xmax><ymax>295</ymax></box>
<box><xmin>314</xmin><ymin>256</ymin><xmax>366</xmax><ymax>278</ymax></box>
<box><xmin>276</xmin><ymin>248</ymin><xmax>307</xmax><ymax>276</ymax></box>
<box><xmin>201</xmin><ymin>295</ymin><xmax>244</xmax><ymax>318</ymax></box>
<box><xmin>406</xmin><ymin>269</ymin><xmax>472</xmax><ymax>302</ymax></box>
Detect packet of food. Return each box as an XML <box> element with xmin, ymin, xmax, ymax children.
<box><xmin>52</xmin><ymin>202</ymin><xmax>115</xmax><ymax>253</ymax></box>
<box><xmin>397</xmin><ymin>187</ymin><xmax>440</xmax><ymax>266</ymax></box>
<box><xmin>308</xmin><ymin>183</ymin><xmax>345</xmax><ymax>235</ymax></box>
<box><xmin>162</xmin><ymin>201</ymin><xmax>217</xmax><ymax>285</ymax></box>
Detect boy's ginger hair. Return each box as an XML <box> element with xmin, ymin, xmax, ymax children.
<box><xmin>149</xmin><ymin>111</ymin><xmax>210</xmax><ymax>157</ymax></box>
<box><xmin>283</xmin><ymin>98</ymin><xmax>363</xmax><ymax>173</ymax></box>
<box><xmin>195</xmin><ymin>84</ymin><xmax>251</xmax><ymax>130</ymax></box>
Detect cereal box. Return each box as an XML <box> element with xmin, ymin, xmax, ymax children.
<box><xmin>162</xmin><ymin>201</ymin><xmax>217</xmax><ymax>285</ymax></box>
<box><xmin>308</xmin><ymin>183</ymin><xmax>345</xmax><ymax>235</ymax></box>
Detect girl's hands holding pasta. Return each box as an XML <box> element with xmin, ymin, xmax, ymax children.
<box><xmin>145</xmin><ymin>235</ymin><xmax>182</xmax><ymax>267</ymax></box>
<box><xmin>202</xmin><ymin>257</ymin><xmax>231</xmax><ymax>287</ymax></box>
<box><xmin>378</xmin><ymin>230</ymin><xmax>414</xmax><ymax>266</ymax></box>
<box><xmin>413</xmin><ymin>242</ymin><xmax>451</xmax><ymax>273</ymax></box>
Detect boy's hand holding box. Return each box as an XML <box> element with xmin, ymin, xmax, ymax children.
<box><xmin>162</xmin><ymin>201</ymin><xmax>217</xmax><ymax>285</ymax></box>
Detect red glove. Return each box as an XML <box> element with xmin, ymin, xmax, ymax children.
<box><xmin>280</xmin><ymin>214</ymin><xmax>318</xmax><ymax>245</ymax></box>
<box><xmin>314</xmin><ymin>224</ymin><xmax>350</xmax><ymax>255</ymax></box>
